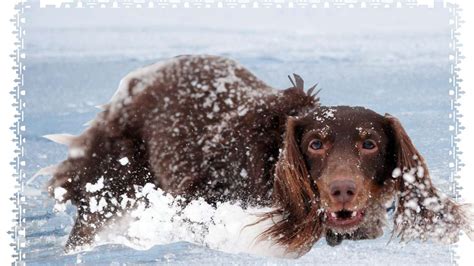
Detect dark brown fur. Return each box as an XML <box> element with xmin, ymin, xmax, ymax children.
<box><xmin>47</xmin><ymin>55</ymin><xmax>472</xmax><ymax>255</ymax></box>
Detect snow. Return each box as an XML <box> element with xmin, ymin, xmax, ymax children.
<box><xmin>404</xmin><ymin>199</ymin><xmax>421</xmax><ymax>212</ymax></box>
<box><xmin>68</xmin><ymin>147</ymin><xmax>85</xmax><ymax>158</ymax></box>
<box><xmin>89</xmin><ymin>197</ymin><xmax>107</xmax><ymax>213</ymax></box>
<box><xmin>322</xmin><ymin>108</ymin><xmax>336</xmax><ymax>119</ymax></box>
<box><xmin>96</xmin><ymin>184</ymin><xmax>289</xmax><ymax>258</ymax></box>
<box><xmin>238</xmin><ymin>106</ymin><xmax>249</xmax><ymax>116</ymax></box>
<box><xmin>109</xmin><ymin>60</ymin><xmax>170</xmax><ymax>113</ymax></box>
<box><xmin>53</xmin><ymin>187</ymin><xmax>67</xmax><ymax>202</ymax></box>
<box><xmin>22</xmin><ymin>6</ymin><xmax>457</xmax><ymax>266</ymax></box>
<box><xmin>240</xmin><ymin>169</ymin><xmax>248</xmax><ymax>178</ymax></box>
<box><xmin>403</xmin><ymin>172</ymin><xmax>416</xmax><ymax>184</ymax></box>
<box><xmin>85</xmin><ymin>177</ymin><xmax>104</xmax><ymax>193</ymax></box>
<box><xmin>53</xmin><ymin>187</ymin><xmax>68</xmax><ymax>212</ymax></box>
<box><xmin>118</xmin><ymin>157</ymin><xmax>129</xmax><ymax>166</ymax></box>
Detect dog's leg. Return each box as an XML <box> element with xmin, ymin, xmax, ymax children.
<box><xmin>48</xmin><ymin>121</ymin><xmax>154</xmax><ymax>252</ymax></box>
<box><xmin>65</xmin><ymin>210</ymin><xmax>100</xmax><ymax>252</ymax></box>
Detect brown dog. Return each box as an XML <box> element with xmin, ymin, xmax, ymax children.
<box><xmin>46</xmin><ymin>55</ymin><xmax>472</xmax><ymax>256</ymax></box>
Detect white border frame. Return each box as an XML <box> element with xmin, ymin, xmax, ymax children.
<box><xmin>1</xmin><ymin>0</ymin><xmax>473</xmax><ymax>264</ymax></box>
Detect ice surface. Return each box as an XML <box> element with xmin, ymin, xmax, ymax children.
<box><xmin>22</xmin><ymin>5</ymin><xmax>456</xmax><ymax>265</ymax></box>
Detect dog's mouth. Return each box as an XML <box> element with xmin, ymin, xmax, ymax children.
<box><xmin>326</xmin><ymin>209</ymin><xmax>364</xmax><ymax>228</ymax></box>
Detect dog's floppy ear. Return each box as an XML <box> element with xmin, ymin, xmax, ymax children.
<box><xmin>260</xmin><ymin>116</ymin><xmax>323</xmax><ymax>255</ymax></box>
<box><xmin>274</xmin><ymin>117</ymin><xmax>313</xmax><ymax>211</ymax></box>
<box><xmin>385</xmin><ymin>114</ymin><xmax>473</xmax><ymax>243</ymax></box>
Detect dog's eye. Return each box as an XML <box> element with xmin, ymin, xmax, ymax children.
<box><xmin>362</xmin><ymin>139</ymin><xmax>376</xmax><ymax>150</ymax></box>
<box><xmin>309</xmin><ymin>139</ymin><xmax>323</xmax><ymax>150</ymax></box>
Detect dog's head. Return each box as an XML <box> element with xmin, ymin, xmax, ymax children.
<box><xmin>297</xmin><ymin>107</ymin><xmax>394</xmax><ymax>241</ymax></box>
<box><xmin>263</xmin><ymin>104</ymin><xmax>472</xmax><ymax>255</ymax></box>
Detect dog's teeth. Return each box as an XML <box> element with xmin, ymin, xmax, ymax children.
<box><xmin>351</xmin><ymin>211</ymin><xmax>356</xmax><ymax>217</ymax></box>
<box><xmin>331</xmin><ymin>212</ymin><xmax>337</xmax><ymax>218</ymax></box>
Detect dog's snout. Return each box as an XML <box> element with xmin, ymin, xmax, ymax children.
<box><xmin>329</xmin><ymin>179</ymin><xmax>357</xmax><ymax>204</ymax></box>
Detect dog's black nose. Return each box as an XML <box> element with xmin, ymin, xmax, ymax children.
<box><xmin>329</xmin><ymin>179</ymin><xmax>357</xmax><ymax>204</ymax></box>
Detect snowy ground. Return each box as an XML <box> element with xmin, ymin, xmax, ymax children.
<box><xmin>22</xmin><ymin>6</ymin><xmax>456</xmax><ymax>265</ymax></box>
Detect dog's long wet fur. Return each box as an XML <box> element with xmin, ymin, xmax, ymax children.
<box><xmin>47</xmin><ymin>55</ymin><xmax>472</xmax><ymax>256</ymax></box>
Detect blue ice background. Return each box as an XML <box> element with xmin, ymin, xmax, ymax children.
<box><xmin>22</xmin><ymin>6</ymin><xmax>455</xmax><ymax>265</ymax></box>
